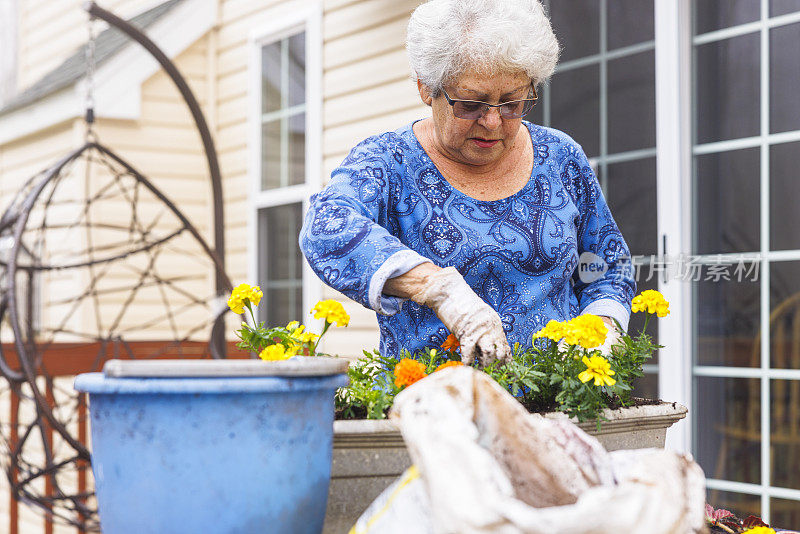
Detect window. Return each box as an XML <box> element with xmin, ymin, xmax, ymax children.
<box><xmin>250</xmin><ymin>9</ymin><xmax>321</xmax><ymax>327</ymax></box>
<box><xmin>260</xmin><ymin>32</ymin><xmax>306</xmax><ymax>192</ymax></box>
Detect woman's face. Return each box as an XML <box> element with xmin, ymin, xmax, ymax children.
<box><xmin>420</xmin><ymin>68</ymin><xmax>532</xmax><ymax>167</ymax></box>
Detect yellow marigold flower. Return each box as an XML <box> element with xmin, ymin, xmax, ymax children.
<box><xmin>533</xmin><ymin>316</ymin><xmax>607</xmax><ymax>349</ymax></box>
<box><xmin>741</xmin><ymin>527</ymin><xmax>776</xmax><ymax>534</ymax></box>
<box><xmin>311</xmin><ymin>299</ymin><xmax>350</xmax><ymax>327</ymax></box>
<box><xmin>393</xmin><ymin>358</ymin><xmax>427</xmax><ymax>388</ymax></box>
<box><xmin>441</xmin><ymin>333</ymin><xmax>460</xmax><ymax>351</ymax></box>
<box><xmin>565</xmin><ymin>315</ymin><xmax>608</xmax><ymax>349</ymax></box>
<box><xmin>434</xmin><ymin>361</ymin><xmax>463</xmax><ymax>373</ymax></box>
<box><xmin>578</xmin><ymin>355</ymin><xmax>616</xmax><ymax>387</ymax></box>
<box><xmin>532</xmin><ymin>319</ymin><xmax>567</xmax><ymax>343</ymax></box>
<box><xmin>631</xmin><ymin>289</ymin><xmax>670</xmax><ymax>317</ymax></box>
<box><xmin>259</xmin><ymin>343</ymin><xmax>293</xmax><ymax>361</ymax></box>
<box><xmin>227</xmin><ymin>283</ymin><xmax>263</xmax><ymax>314</ymax></box>
<box><xmin>298</xmin><ymin>331</ymin><xmax>319</xmax><ymax>345</ymax></box>
<box><xmin>284</xmin><ymin>321</ymin><xmax>319</xmax><ymax>345</ymax></box>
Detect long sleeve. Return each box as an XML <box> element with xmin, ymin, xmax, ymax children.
<box><xmin>560</xmin><ymin>142</ymin><xmax>636</xmax><ymax>331</ymax></box>
<box><xmin>299</xmin><ymin>136</ymin><xmax>430</xmax><ymax>315</ymax></box>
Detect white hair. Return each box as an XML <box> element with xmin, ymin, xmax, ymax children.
<box><xmin>406</xmin><ymin>0</ymin><xmax>560</xmax><ymax>96</ymax></box>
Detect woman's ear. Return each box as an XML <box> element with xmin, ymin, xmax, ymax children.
<box><xmin>417</xmin><ymin>80</ymin><xmax>433</xmax><ymax>106</ymax></box>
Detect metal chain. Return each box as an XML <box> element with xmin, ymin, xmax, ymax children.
<box><xmin>84</xmin><ymin>15</ymin><xmax>96</xmax><ymax>141</ymax></box>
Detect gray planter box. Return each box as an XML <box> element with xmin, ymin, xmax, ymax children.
<box><xmin>322</xmin><ymin>401</ymin><xmax>687</xmax><ymax>534</ymax></box>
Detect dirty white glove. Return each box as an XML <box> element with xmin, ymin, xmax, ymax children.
<box><xmin>411</xmin><ymin>267</ymin><xmax>511</xmax><ymax>366</ymax></box>
<box><xmin>597</xmin><ymin>316</ymin><xmax>623</xmax><ymax>357</ymax></box>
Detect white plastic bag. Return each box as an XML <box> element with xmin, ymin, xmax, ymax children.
<box><xmin>351</xmin><ymin>366</ymin><xmax>706</xmax><ymax>534</ymax></box>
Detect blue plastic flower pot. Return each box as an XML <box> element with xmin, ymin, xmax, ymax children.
<box><xmin>74</xmin><ymin>358</ymin><xmax>349</xmax><ymax>534</ymax></box>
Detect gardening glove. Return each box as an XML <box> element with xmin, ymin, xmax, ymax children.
<box><xmin>597</xmin><ymin>315</ymin><xmax>623</xmax><ymax>357</ymax></box>
<box><xmin>411</xmin><ymin>266</ymin><xmax>511</xmax><ymax>367</ymax></box>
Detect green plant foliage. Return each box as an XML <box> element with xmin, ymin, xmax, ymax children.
<box><xmin>335</xmin><ymin>350</ymin><xmax>399</xmax><ymax>420</ymax></box>
<box><xmin>335</xmin><ymin>323</ymin><xmax>660</xmax><ymax>426</ymax></box>
<box><xmin>234</xmin><ymin>323</ymin><xmax>294</xmax><ymax>354</ymax></box>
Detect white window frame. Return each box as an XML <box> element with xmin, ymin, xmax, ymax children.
<box><xmin>247</xmin><ymin>2</ymin><xmax>323</xmax><ymax>321</ymax></box>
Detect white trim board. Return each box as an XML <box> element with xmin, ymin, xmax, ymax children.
<box><xmin>0</xmin><ymin>0</ymin><xmax>216</xmax><ymax>146</ymax></box>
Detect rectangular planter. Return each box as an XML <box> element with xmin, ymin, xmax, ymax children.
<box><xmin>324</xmin><ymin>420</ymin><xmax>409</xmax><ymax>534</ymax></box>
<box><xmin>323</xmin><ymin>401</ymin><xmax>687</xmax><ymax>534</ymax></box>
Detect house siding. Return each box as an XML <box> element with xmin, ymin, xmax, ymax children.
<box><xmin>16</xmin><ymin>0</ymin><xmax>162</xmax><ymax>92</ymax></box>
<box><xmin>0</xmin><ymin>36</ymin><xmax>213</xmax><ymax>342</ymax></box>
<box><xmin>81</xmin><ymin>37</ymin><xmax>215</xmax><ymax>342</ymax></box>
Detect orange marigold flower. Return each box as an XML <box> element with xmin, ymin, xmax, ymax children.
<box><xmin>434</xmin><ymin>361</ymin><xmax>463</xmax><ymax>373</ymax></box>
<box><xmin>441</xmin><ymin>333</ymin><xmax>460</xmax><ymax>351</ymax></box>
<box><xmin>393</xmin><ymin>358</ymin><xmax>427</xmax><ymax>388</ymax></box>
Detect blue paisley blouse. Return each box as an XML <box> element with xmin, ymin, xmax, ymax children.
<box><xmin>299</xmin><ymin>121</ymin><xmax>636</xmax><ymax>358</ymax></box>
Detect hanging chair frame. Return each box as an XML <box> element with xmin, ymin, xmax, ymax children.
<box><xmin>0</xmin><ymin>3</ymin><xmax>239</xmax><ymax>529</ymax></box>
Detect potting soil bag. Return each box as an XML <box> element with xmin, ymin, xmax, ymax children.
<box><xmin>350</xmin><ymin>366</ymin><xmax>706</xmax><ymax>534</ymax></box>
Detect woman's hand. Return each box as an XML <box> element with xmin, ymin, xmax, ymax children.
<box><xmin>597</xmin><ymin>315</ymin><xmax>623</xmax><ymax>357</ymax></box>
<box><xmin>388</xmin><ymin>265</ymin><xmax>511</xmax><ymax>366</ymax></box>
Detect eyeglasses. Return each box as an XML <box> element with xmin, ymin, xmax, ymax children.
<box><xmin>441</xmin><ymin>86</ymin><xmax>538</xmax><ymax>120</ymax></box>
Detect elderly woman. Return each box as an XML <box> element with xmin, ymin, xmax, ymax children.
<box><xmin>299</xmin><ymin>0</ymin><xmax>635</xmax><ymax>365</ymax></box>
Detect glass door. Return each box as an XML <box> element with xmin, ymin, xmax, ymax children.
<box><xmin>542</xmin><ymin>0</ymin><xmax>800</xmax><ymax>524</ymax></box>
<box><xmin>688</xmin><ymin>0</ymin><xmax>800</xmax><ymax>526</ymax></box>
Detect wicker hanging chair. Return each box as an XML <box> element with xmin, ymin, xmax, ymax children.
<box><xmin>0</xmin><ymin>138</ymin><xmax>233</xmax><ymax>529</ymax></box>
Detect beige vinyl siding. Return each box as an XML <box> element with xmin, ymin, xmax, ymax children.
<box><xmin>0</xmin><ymin>124</ymin><xmax>83</xmax><ymax>347</ymax></box>
<box><xmin>214</xmin><ymin>0</ymin><xmax>302</xmax><ymax>341</ymax></box>
<box><xmin>0</xmin><ymin>124</ymin><xmax>77</xmax><ymax>351</ymax></box>
<box><xmin>0</xmin><ymin>124</ymin><xmax>76</xmax><ymax>196</ymax></box>
<box><xmin>1</xmin><ymin>36</ymin><xmax>213</xmax><ymax>340</ymax></box>
<box><xmin>16</xmin><ymin>0</ymin><xmax>163</xmax><ymax>92</ymax></box>
<box><xmin>97</xmin><ymin>36</ymin><xmax>212</xmax><ymax>233</ymax></box>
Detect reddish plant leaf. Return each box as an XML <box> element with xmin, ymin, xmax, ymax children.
<box><xmin>715</xmin><ymin>509</ymin><xmax>736</xmax><ymax>521</ymax></box>
<box><xmin>741</xmin><ymin>515</ymin><xmax>768</xmax><ymax>528</ymax></box>
<box><xmin>707</xmin><ymin>503</ymin><xmax>736</xmax><ymax>522</ymax></box>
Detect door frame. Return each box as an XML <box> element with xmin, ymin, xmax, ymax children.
<box><xmin>654</xmin><ymin>0</ymin><xmax>693</xmax><ymax>453</ymax></box>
